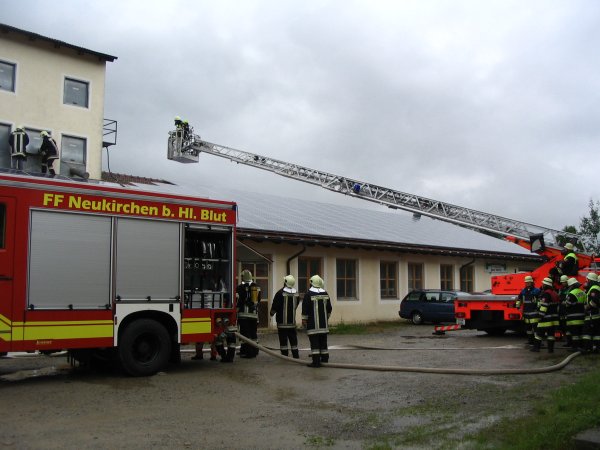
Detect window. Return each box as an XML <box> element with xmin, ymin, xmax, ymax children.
<box><xmin>336</xmin><ymin>258</ymin><xmax>357</xmax><ymax>300</ymax></box>
<box><xmin>60</xmin><ymin>135</ymin><xmax>86</xmax><ymax>176</ymax></box>
<box><xmin>440</xmin><ymin>264</ymin><xmax>454</xmax><ymax>290</ymax></box>
<box><xmin>298</xmin><ymin>257</ymin><xmax>322</xmax><ymax>294</ymax></box>
<box><xmin>240</xmin><ymin>261</ymin><xmax>269</xmax><ymax>301</ymax></box>
<box><xmin>0</xmin><ymin>123</ymin><xmax>10</xmax><ymax>169</ymax></box>
<box><xmin>23</xmin><ymin>127</ymin><xmax>44</xmax><ymax>172</ymax></box>
<box><xmin>460</xmin><ymin>265</ymin><xmax>474</xmax><ymax>293</ymax></box>
<box><xmin>0</xmin><ymin>61</ymin><xmax>16</xmax><ymax>92</ymax></box>
<box><xmin>408</xmin><ymin>263</ymin><xmax>423</xmax><ymax>290</ymax></box>
<box><xmin>64</xmin><ymin>77</ymin><xmax>89</xmax><ymax>107</ymax></box>
<box><xmin>380</xmin><ymin>261</ymin><xmax>398</xmax><ymax>299</ymax></box>
<box><xmin>0</xmin><ymin>203</ymin><xmax>5</xmax><ymax>249</ymax></box>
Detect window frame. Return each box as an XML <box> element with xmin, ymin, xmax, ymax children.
<box><xmin>440</xmin><ymin>264</ymin><xmax>454</xmax><ymax>290</ymax></box>
<box><xmin>407</xmin><ymin>262</ymin><xmax>424</xmax><ymax>290</ymax></box>
<box><xmin>298</xmin><ymin>256</ymin><xmax>323</xmax><ymax>295</ymax></box>
<box><xmin>0</xmin><ymin>60</ymin><xmax>16</xmax><ymax>93</ymax></box>
<box><xmin>460</xmin><ymin>265</ymin><xmax>474</xmax><ymax>293</ymax></box>
<box><xmin>63</xmin><ymin>76</ymin><xmax>90</xmax><ymax>108</ymax></box>
<box><xmin>60</xmin><ymin>134</ymin><xmax>87</xmax><ymax>176</ymax></box>
<box><xmin>380</xmin><ymin>260</ymin><xmax>398</xmax><ymax>299</ymax></box>
<box><xmin>336</xmin><ymin>258</ymin><xmax>358</xmax><ymax>301</ymax></box>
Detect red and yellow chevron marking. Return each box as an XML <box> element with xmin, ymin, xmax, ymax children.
<box><xmin>0</xmin><ymin>314</ymin><xmax>114</xmax><ymax>342</ymax></box>
<box><xmin>181</xmin><ymin>317</ymin><xmax>212</xmax><ymax>335</ymax></box>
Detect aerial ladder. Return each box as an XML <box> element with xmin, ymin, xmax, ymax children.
<box><xmin>167</xmin><ymin>129</ymin><xmax>584</xmax><ymax>251</ymax></box>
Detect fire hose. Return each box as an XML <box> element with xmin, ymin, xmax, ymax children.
<box><xmin>234</xmin><ymin>332</ymin><xmax>582</xmax><ymax>375</ymax></box>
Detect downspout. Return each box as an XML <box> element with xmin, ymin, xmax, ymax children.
<box><xmin>287</xmin><ymin>246</ymin><xmax>307</xmax><ymax>274</ymax></box>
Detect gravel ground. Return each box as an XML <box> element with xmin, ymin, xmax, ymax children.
<box><xmin>0</xmin><ymin>323</ymin><xmax>596</xmax><ymax>450</ymax></box>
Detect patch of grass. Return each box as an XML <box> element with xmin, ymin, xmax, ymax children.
<box><xmin>464</xmin><ymin>362</ymin><xmax>600</xmax><ymax>449</ymax></box>
<box><xmin>304</xmin><ymin>435</ymin><xmax>335</xmax><ymax>447</ymax></box>
<box><xmin>330</xmin><ymin>321</ymin><xmax>404</xmax><ymax>335</ymax></box>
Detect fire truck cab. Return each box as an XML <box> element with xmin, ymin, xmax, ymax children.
<box><xmin>0</xmin><ymin>171</ymin><xmax>237</xmax><ymax>376</ymax></box>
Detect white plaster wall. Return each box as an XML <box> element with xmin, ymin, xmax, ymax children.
<box><xmin>0</xmin><ymin>32</ymin><xmax>107</xmax><ymax>178</ymax></box>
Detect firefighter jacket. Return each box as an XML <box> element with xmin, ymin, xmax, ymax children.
<box><xmin>537</xmin><ymin>288</ymin><xmax>560</xmax><ymax>329</ymax></box>
<box><xmin>517</xmin><ymin>286</ymin><xmax>541</xmax><ymax>323</ymax></box>
<box><xmin>236</xmin><ymin>281</ymin><xmax>261</xmax><ymax>321</ymax></box>
<box><xmin>561</xmin><ymin>253</ymin><xmax>579</xmax><ymax>277</ymax></box>
<box><xmin>8</xmin><ymin>129</ymin><xmax>29</xmax><ymax>158</ymax></box>
<box><xmin>270</xmin><ymin>287</ymin><xmax>299</xmax><ymax>329</ymax></box>
<box><xmin>39</xmin><ymin>137</ymin><xmax>59</xmax><ymax>163</ymax></box>
<box><xmin>586</xmin><ymin>284</ymin><xmax>600</xmax><ymax>322</ymax></box>
<box><xmin>564</xmin><ymin>287</ymin><xmax>587</xmax><ymax>327</ymax></box>
<box><xmin>302</xmin><ymin>287</ymin><xmax>332</xmax><ymax>335</ymax></box>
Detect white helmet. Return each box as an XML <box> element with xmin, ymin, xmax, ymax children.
<box><xmin>241</xmin><ymin>269</ymin><xmax>253</xmax><ymax>283</ymax></box>
<box><xmin>586</xmin><ymin>273</ymin><xmax>598</xmax><ymax>283</ymax></box>
<box><xmin>542</xmin><ymin>277</ymin><xmax>553</xmax><ymax>287</ymax></box>
<box><xmin>284</xmin><ymin>275</ymin><xmax>295</xmax><ymax>288</ymax></box>
<box><xmin>40</xmin><ymin>130</ymin><xmax>49</xmax><ymax>137</ymax></box>
<box><xmin>560</xmin><ymin>275</ymin><xmax>569</xmax><ymax>283</ymax></box>
<box><xmin>310</xmin><ymin>275</ymin><xmax>324</xmax><ymax>289</ymax></box>
<box><xmin>564</xmin><ymin>243</ymin><xmax>574</xmax><ymax>251</ymax></box>
<box><xmin>524</xmin><ymin>275</ymin><xmax>534</xmax><ymax>283</ymax></box>
<box><xmin>567</xmin><ymin>277</ymin><xmax>579</xmax><ymax>287</ymax></box>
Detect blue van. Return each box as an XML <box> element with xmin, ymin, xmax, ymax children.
<box><xmin>399</xmin><ymin>290</ymin><xmax>470</xmax><ymax>325</ymax></box>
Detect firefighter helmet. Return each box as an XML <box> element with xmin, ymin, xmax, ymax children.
<box><xmin>174</xmin><ymin>116</ymin><xmax>181</xmax><ymax>121</ymax></box>
<box><xmin>524</xmin><ymin>275</ymin><xmax>534</xmax><ymax>283</ymax></box>
<box><xmin>284</xmin><ymin>275</ymin><xmax>295</xmax><ymax>288</ymax></box>
<box><xmin>542</xmin><ymin>277</ymin><xmax>553</xmax><ymax>287</ymax></box>
<box><xmin>310</xmin><ymin>275</ymin><xmax>324</xmax><ymax>288</ymax></box>
<box><xmin>40</xmin><ymin>130</ymin><xmax>49</xmax><ymax>137</ymax></box>
<box><xmin>560</xmin><ymin>275</ymin><xmax>569</xmax><ymax>283</ymax></box>
<box><xmin>586</xmin><ymin>273</ymin><xmax>598</xmax><ymax>282</ymax></box>
<box><xmin>564</xmin><ymin>243</ymin><xmax>574</xmax><ymax>251</ymax></box>
<box><xmin>567</xmin><ymin>277</ymin><xmax>579</xmax><ymax>287</ymax></box>
<box><xmin>241</xmin><ymin>269</ymin><xmax>253</xmax><ymax>283</ymax></box>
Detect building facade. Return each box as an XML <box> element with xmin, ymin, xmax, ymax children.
<box><xmin>0</xmin><ymin>23</ymin><xmax>116</xmax><ymax>178</ymax></box>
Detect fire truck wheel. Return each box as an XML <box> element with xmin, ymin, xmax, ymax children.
<box><xmin>119</xmin><ymin>319</ymin><xmax>172</xmax><ymax>377</ymax></box>
<box><xmin>411</xmin><ymin>311</ymin><xmax>423</xmax><ymax>325</ymax></box>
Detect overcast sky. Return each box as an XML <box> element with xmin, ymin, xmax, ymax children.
<box><xmin>4</xmin><ymin>0</ymin><xmax>600</xmax><ymax>232</ymax></box>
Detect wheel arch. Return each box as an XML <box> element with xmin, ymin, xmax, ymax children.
<box><xmin>117</xmin><ymin>310</ymin><xmax>178</xmax><ymax>345</ymax></box>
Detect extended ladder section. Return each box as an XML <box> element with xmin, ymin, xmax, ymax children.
<box><xmin>167</xmin><ymin>130</ymin><xmax>582</xmax><ymax>249</ymax></box>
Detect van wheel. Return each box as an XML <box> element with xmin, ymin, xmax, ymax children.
<box><xmin>411</xmin><ymin>311</ymin><xmax>423</xmax><ymax>325</ymax></box>
<box><xmin>119</xmin><ymin>319</ymin><xmax>171</xmax><ymax>377</ymax></box>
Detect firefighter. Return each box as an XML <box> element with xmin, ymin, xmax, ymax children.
<box><xmin>531</xmin><ymin>277</ymin><xmax>560</xmax><ymax>353</ymax></box>
<box><xmin>515</xmin><ymin>275</ymin><xmax>541</xmax><ymax>346</ymax></box>
<box><xmin>237</xmin><ymin>269</ymin><xmax>261</xmax><ymax>358</ymax></box>
<box><xmin>39</xmin><ymin>131</ymin><xmax>59</xmax><ymax>175</ymax></box>
<box><xmin>270</xmin><ymin>275</ymin><xmax>300</xmax><ymax>358</ymax></box>
<box><xmin>174</xmin><ymin>116</ymin><xmax>183</xmax><ymax>131</ymax></box>
<box><xmin>557</xmin><ymin>243</ymin><xmax>579</xmax><ymax>277</ymax></box>
<box><xmin>8</xmin><ymin>126</ymin><xmax>29</xmax><ymax>170</ymax></box>
<box><xmin>558</xmin><ymin>274</ymin><xmax>570</xmax><ymax>343</ymax></box>
<box><xmin>302</xmin><ymin>275</ymin><xmax>332</xmax><ymax>368</ymax></box>
<box><xmin>182</xmin><ymin>119</ymin><xmax>190</xmax><ymax>141</ymax></box>
<box><xmin>582</xmin><ymin>273</ymin><xmax>600</xmax><ymax>353</ymax></box>
<box><xmin>564</xmin><ymin>277</ymin><xmax>587</xmax><ymax>350</ymax></box>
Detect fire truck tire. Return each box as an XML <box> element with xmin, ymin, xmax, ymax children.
<box><xmin>119</xmin><ymin>319</ymin><xmax>172</xmax><ymax>377</ymax></box>
<box><xmin>411</xmin><ymin>311</ymin><xmax>423</xmax><ymax>325</ymax></box>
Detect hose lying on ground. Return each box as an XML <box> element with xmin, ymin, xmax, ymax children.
<box><xmin>234</xmin><ymin>332</ymin><xmax>582</xmax><ymax>375</ymax></box>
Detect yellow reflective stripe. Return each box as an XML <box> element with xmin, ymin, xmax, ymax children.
<box><xmin>23</xmin><ymin>323</ymin><xmax>113</xmax><ymax>340</ymax></box>
<box><xmin>0</xmin><ymin>314</ymin><xmax>113</xmax><ymax>342</ymax></box>
<box><xmin>181</xmin><ymin>318</ymin><xmax>211</xmax><ymax>335</ymax></box>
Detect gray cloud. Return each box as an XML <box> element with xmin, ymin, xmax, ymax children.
<box><xmin>3</xmin><ymin>0</ymin><xmax>600</xmax><ymax>233</ymax></box>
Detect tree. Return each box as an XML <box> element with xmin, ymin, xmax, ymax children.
<box><xmin>578</xmin><ymin>199</ymin><xmax>600</xmax><ymax>254</ymax></box>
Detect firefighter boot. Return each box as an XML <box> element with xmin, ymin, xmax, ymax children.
<box><xmin>530</xmin><ymin>339</ymin><xmax>541</xmax><ymax>352</ymax></box>
<box><xmin>583</xmin><ymin>339</ymin><xmax>593</xmax><ymax>354</ymax></box>
<box><xmin>222</xmin><ymin>347</ymin><xmax>235</xmax><ymax>363</ymax></box>
<box><xmin>291</xmin><ymin>349</ymin><xmax>300</xmax><ymax>359</ymax></box>
<box><xmin>527</xmin><ymin>333</ymin><xmax>535</xmax><ymax>346</ymax></box>
<box><xmin>308</xmin><ymin>355</ymin><xmax>321</xmax><ymax>368</ymax></box>
<box><xmin>547</xmin><ymin>340</ymin><xmax>554</xmax><ymax>354</ymax></box>
<box><xmin>281</xmin><ymin>349</ymin><xmax>289</xmax><ymax>357</ymax></box>
<box><xmin>562</xmin><ymin>335</ymin><xmax>573</xmax><ymax>348</ymax></box>
<box><xmin>320</xmin><ymin>354</ymin><xmax>329</xmax><ymax>364</ymax></box>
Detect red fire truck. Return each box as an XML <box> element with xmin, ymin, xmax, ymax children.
<box><xmin>0</xmin><ymin>171</ymin><xmax>237</xmax><ymax>376</ymax></box>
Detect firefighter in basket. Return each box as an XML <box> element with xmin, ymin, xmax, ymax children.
<box><xmin>237</xmin><ymin>269</ymin><xmax>261</xmax><ymax>358</ymax></box>
<box><xmin>556</xmin><ymin>242</ymin><xmax>579</xmax><ymax>277</ymax></box>
<box><xmin>531</xmin><ymin>277</ymin><xmax>560</xmax><ymax>353</ymax></box>
<box><xmin>302</xmin><ymin>275</ymin><xmax>332</xmax><ymax>368</ymax></box>
<box><xmin>582</xmin><ymin>273</ymin><xmax>600</xmax><ymax>354</ymax></box>
<box><xmin>270</xmin><ymin>275</ymin><xmax>301</xmax><ymax>358</ymax></box>
<box><xmin>515</xmin><ymin>275</ymin><xmax>541</xmax><ymax>346</ymax></box>
<box><xmin>564</xmin><ymin>277</ymin><xmax>587</xmax><ymax>350</ymax></box>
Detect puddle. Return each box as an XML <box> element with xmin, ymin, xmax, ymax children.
<box><xmin>0</xmin><ymin>365</ymin><xmax>73</xmax><ymax>382</ymax></box>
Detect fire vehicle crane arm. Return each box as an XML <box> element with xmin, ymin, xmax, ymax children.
<box><xmin>167</xmin><ymin>131</ymin><xmax>583</xmax><ymax>250</ymax></box>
